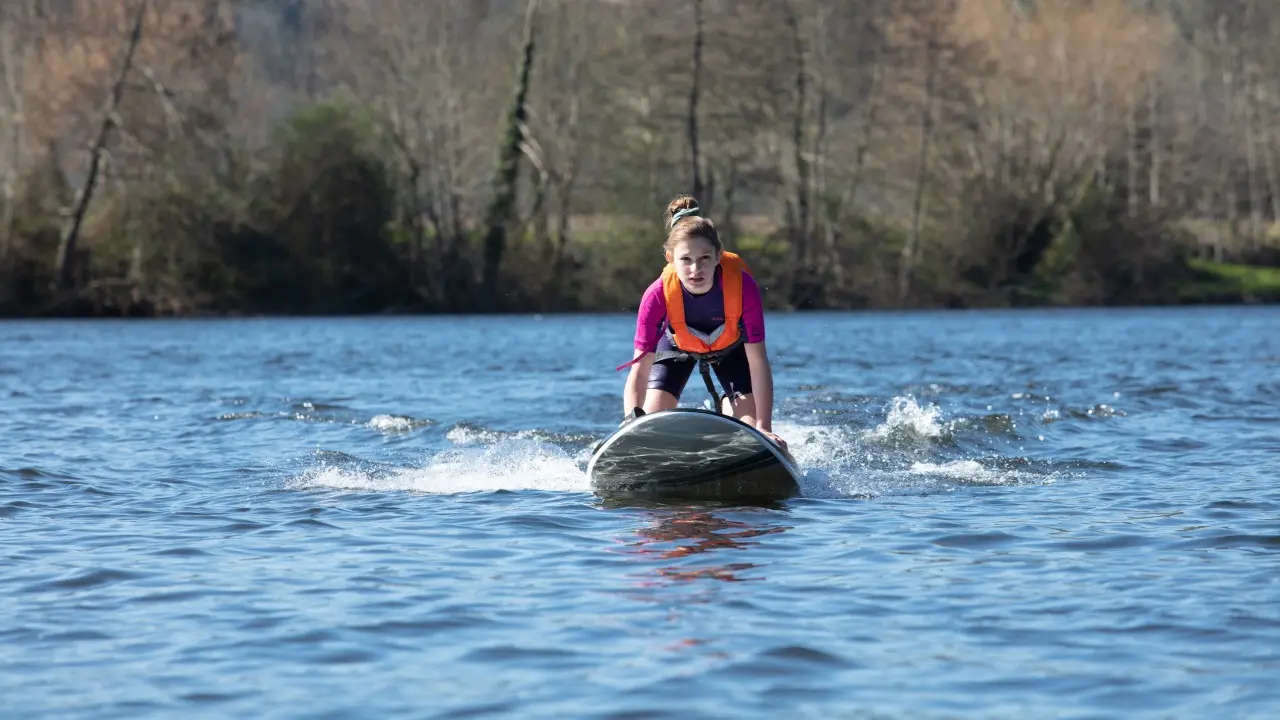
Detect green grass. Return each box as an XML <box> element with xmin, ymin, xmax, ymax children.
<box><xmin>1181</xmin><ymin>258</ymin><xmax>1280</xmax><ymax>302</ymax></box>
<box><xmin>1177</xmin><ymin>218</ymin><xmax>1280</xmax><ymax>248</ymax></box>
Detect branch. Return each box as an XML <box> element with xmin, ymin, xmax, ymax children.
<box><xmin>54</xmin><ymin>0</ymin><xmax>149</xmax><ymax>290</ymax></box>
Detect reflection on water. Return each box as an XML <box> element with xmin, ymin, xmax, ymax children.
<box><xmin>618</xmin><ymin>508</ymin><xmax>792</xmax><ymax>584</ymax></box>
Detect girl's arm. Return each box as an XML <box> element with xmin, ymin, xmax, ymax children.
<box><xmin>744</xmin><ymin>341</ymin><xmax>775</xmax><ymax>432</ymax></box>
<box><xmin>623</xmin><ymin>348</ymin><xmax>655</xmax><ymax>417</ymax></box>
<box><xmin>624</xmin><ymin>280</ymin><xmax>665</xmax><ymax>418</ymax></box>
<box><xmin>739</xmin><ymin>274</ymin><xmax>782</xmax><ymax>447</ymax></box>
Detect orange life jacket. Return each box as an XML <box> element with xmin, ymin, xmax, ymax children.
<box><xmin>661</xmin><ymin>251</ymin><xmax>750</xmax><ymax>356</ymax></box>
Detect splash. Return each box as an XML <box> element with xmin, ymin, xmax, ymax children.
<box><xmin>908</xmin><ymin>460</ymin><xmax>1032</xmax><ymax>486</ymax></box>
<box><xmin>292</xmin><ymin>438</ymin><xmax>590</xmax><ymax>495</ymax></box>
<box><xmin>864</xmin><ymin>395</ymin><xmax>945</xmax><ymax>441</ymax></box>
<box><xmin>291</xmin><ymin>394</ymin><xmax>1057</xmax><ymax>499</ymax></box>
<box><xmin>367</xmin><ymin>414</ymin><xmax>434</xmax><ymax>433</ymax></box>
<box><xmin>773</xmin><ymin>395</ymin><xmax>1054</xmax><ymax>499</ymax></box>
<box><xmin>445</xmin><ymin>423</ymin><xmax>524</xmax><ymax>447</ymax></box>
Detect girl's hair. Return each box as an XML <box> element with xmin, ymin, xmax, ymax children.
<box><xmin>662</xmin><ymin>194</ymin><xmax>722</xmax><ymax>255</ymax></box>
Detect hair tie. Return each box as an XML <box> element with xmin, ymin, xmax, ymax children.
<box><xmin>669</xmin><ymin>206</ymin><xmax>700</xmax><ymax>227</ymax></box>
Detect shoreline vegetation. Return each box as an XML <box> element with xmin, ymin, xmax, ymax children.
<box><xmin>2</xmin><ymin>0</ymin><xmax>1279</xmax><ymax>319</ymax></box>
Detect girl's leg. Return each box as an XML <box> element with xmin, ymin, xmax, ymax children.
<box><xmin>642</xmin><ymin>337</ymin><xmax>693</xmax><ymax>413</ymax></box>
<box><xmin>712</xmin><ymin>346</ymin><xmax>788</xmax><ymax>450</ymax></box>
<box><xmin>644</xmin><ymin>389</ymin><xmax>679</xmax><ymax>413</ymax></box>
<box><xmin>711</xmin><ymin>347</ymin><xmax>756</xmax><ymax>422</ymax></box>
<box><xmin>723</xmin><ymin>393</ymin><xmax>757</xmax><ymax>424</ymax></box>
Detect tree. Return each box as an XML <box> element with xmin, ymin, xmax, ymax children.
<box><xmin>480</xmin><ymin>0</ymin><xmax>539</xmax><ymax>308</ymax></box>
<box><xmin>0</xmin><ymin>4</ymin><xmax>37</xmax><ymax>265</ymax></box>
<box><xmin>53</xmin><ymin>0</ymin><xmax>148</xmax><ymax>291</ymax></box>
<box><xmin>522</xmin><ymin>0</ymin><xmax>598</xmax><ymax>309</ymax></box>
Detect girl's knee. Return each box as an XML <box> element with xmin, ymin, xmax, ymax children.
<box><xmin>727</xmin><ymin>393</ymin><xmax>756</xmax><ymax>423</ymax></box>
<box><xmin>643</xmin><ymin>390</ymin><xmax>678</xmax><ymax>413</ymax></box>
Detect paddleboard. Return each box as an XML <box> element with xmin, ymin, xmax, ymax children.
<box><xmin>588</xmin><ymin>408</ymin><xmax>801</xmax><ymax>503</ymax></box>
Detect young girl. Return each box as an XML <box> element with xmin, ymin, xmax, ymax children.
<box><xmin>619</xmin><ymin>196</ymin><xmax>787</xmax><ymax>451</ymax></box>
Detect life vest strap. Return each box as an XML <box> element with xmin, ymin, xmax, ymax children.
<box><xmin>612</xmin><ymin>356</ymin><xmax>726</xmax><ymax>414</ymax></box>
<box><xmin>682</xmin><ymin>324</ymin><xmax>726</xmax><ymax>346</ymax></box>
<box><xmin>661</xmin><ymin>319</ymin><xmax>744</xmax><ymax>362</ymax></box>
<box><xmin>615</xmin><ymin>356</ymin><xmax>645</xmax><ymax>371</ymax></box>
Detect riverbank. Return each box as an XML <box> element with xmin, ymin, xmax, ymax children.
<box><xmin>3</xmin><ymin>256</ymin><xmax>1276</xmax><ymax>319</ymax></box>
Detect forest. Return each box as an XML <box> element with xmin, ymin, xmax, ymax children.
<box><xmin>1</xmin><ymin>0</ymin><xmax>1278</xmax><ymax>317</ymax></box>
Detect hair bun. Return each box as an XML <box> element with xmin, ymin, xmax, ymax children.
<box><xmin>668</xmin><ymin>206</ymin><xmax>701</xmax><ymax>228</ymax></box>
<box><xmin>664</xmin><ymin>194</ymin><xmax>700</xmax><ymax>229</ymax></box>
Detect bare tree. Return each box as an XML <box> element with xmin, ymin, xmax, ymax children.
<box><xmin>811</xmin><ymin>2</ymin><xmax>889</xmax><ymax>298</ymax></box>
<box><xmin>686</xmin><ymin>0</ymin><xmax>705</xmax><ymax>203</ymax></box>
<box><xmin>0</xmin><ymin>3</ymin><xmax>35</xmax><ymax>262</ymax></box>
<box><xmin>54</xmin><ymin>0</ymin><xmax>148</xmax><ymax>291</ymax></box>
<box><xmin>333</xmin><ymin>0</ymin><xmax>518</xmax><ymax>307</ymax></box>
<box><xmin>897</xmin><ymin>3</ymin><xmax>947</xmax><ymax>304</ymax></box>
<box><xmin>523</xmin><ymin>0</ymin><xmax>595</xmax><ymax>309</ymax></box>
<box><xmin>777</xmin><ymin>1</ymin><xmax>810</xmax><ymax>306</ymax></box>
<box><xmin>480</xmin><ymin>0</ymin><xmax>539</xmax><ymax>307</ymax></box>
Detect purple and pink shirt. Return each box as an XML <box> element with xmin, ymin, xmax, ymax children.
<box><xmin>633</xmin><ymin>267</ymin><xmax>766</xmax><ymax>353</ymax></box>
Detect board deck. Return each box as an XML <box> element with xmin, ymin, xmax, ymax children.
<box><xmin>588</xmin><ymin>408</ymin><xmax>801</xmax><ymax>503</ymax></box>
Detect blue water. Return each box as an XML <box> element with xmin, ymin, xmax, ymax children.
<box><xmin>3</xmin><ymin>308</ymin><xmax>1279</xmax><ymax>718</ymax></box>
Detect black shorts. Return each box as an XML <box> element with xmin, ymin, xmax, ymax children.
<box><xmin>647</xmin><ymin>334</ymin><xmax>753</xmax><ymax>400</ymax></box>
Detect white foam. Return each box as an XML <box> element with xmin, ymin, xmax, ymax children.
<box><xmin>293</xmin><ymin>439</ymin><xmax>589</xmax><ymax>494</ymax></box>
<box><xmin>908</xmin><ymin>460</ymin><xmax>1017</xmax><ymax>485</ymax></box>
<box><xmin>864</xmin><ymin>396</ymin><xmax>945</xmax><ymax>440</ymax></box>
<box><xmin>772</xmin><ymin>397</ymin><xmax>1044</xmax><ymax>498</ymax></box>
<box><xmin>772</xmin><ymin>421</ymin><xmax>860</xmax><ymax>469</ymax></box>
<box><xmin>368</xmin><ymin>415</ymin><xmax>414</xmax><ymax>432</ymax></box>
<box><xmin>295</xmin><ymin>390</ymin><xmax>1046</xmax><ymax>499</ymax></box>
<box><xmin>766</xmin><ymin>420</ymin><xmax>888</xmax><ymax>498</ymax></box>
<box><xmin>445</xmin><ymin>425</ymin><xmax>536</xmax><ymax>446</ymax></box>
<box><xmin>911</xmin><ymin>459</ymin><xmax>985</xmax><ymax>475</ymax></box>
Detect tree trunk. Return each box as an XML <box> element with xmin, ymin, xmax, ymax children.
<box><xmin>1092</xmin><ymin>70</ymin><xmax>1108</xmax><ymax>190</ymax></box>
<box><xmin>541</xmin><ymin>168</ymin><xmax>575</xmax><ymax>311</ymax></box>
<box><xmin>1126</xmin><ymin>89</ymin><xmax>1139</xmax><ymax>218</ymax></box>
<box><xmin>126</xmin><ymin>196</ymin><xmax>143</xmax><ymax>285</ymax></box>
<box><xmin>480</xmin><ymin>0</ymin><xmax>539</xmax><ymax>309</ymax></box>
<box><xmin>1244</xmin><ymin>63</ymin><xmax>1262</xmax><ymax>248</ymax></box>
<box><xmin>826</xmin><ymin>56</ymin><xmax>885</xmax><ymax>283</ymax></box>
<box><xmin>437</xmin><ymin>117</ymin><xmax>468</xmax><ymax>310</ymax></box>
<box><xmin>0</xmin><ymin>20</ymin><xmax>24</xmax><ymax>262</ymax></box>
<box><xmin>542</xmin><ymin>99</ymin><xmax>582</xmax><ymax>311</ymax></box>
<box><xmin>899</xmin><ymin>29</ymin><xmax>939</xmax><ymax>304</ymax></box>
<box><xmin>1191</xmin><ymin>28</ymin><xmax>1219</xmax><ymax>260</ymax></box>
<box><xmin>686</xmin><ymin>0</ymin><xmax>705</xmax><ymax>203</ymax></box>
<box><xmin>721</xmin><ymin>160</ymin><xmax>738</xmax><ymax>247</ymax></box>
<box><xmin>54</xmin><ymin>0</ymin><xmax>149</xmax><ymax>291</ymax></box>
<box><xmin>1264</xmin><ymin>90</ymin><xmax>1280</xmax><ymax>223</ymax></box>
<box><xmin>404</xmin><ymin>157</ymin><xmax>423</xmax><ymax>287</ymax></box>
<box><xmin>782</xmin><ymin>2</ymin><xmax>809</xmax><ymax>307</ymax></box>
<box><xmin>1220</xmin><ymin>17</ymin><xmax>1239</xmax><ymax>258</ymax></box>
<box><xmin>1147</xmin><ymin>75</ymin><xmax>1161</xmax><ymax>208</ymax></box>
<box><xmin>810</xmin><ymin>5</ymin><xmax>838</xmax><ymax>296</ymax></box>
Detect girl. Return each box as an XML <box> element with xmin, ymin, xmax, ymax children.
<box><xmin>619</xmin><ymin>196</ymin><xmax>787</xmax><ymax>451</ymax></box>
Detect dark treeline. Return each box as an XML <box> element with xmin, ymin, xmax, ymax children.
<box><xmin>1</xmin><ymin>0</ymin><xmax>1279</xmax><ymax>318</ymax></box>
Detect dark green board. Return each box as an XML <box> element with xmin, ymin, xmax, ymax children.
<box><xmin>588</xmin><ymin>408</ymin><xmax>801</xmax><ymax>503</ymax></box>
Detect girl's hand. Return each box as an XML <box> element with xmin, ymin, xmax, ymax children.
<box><xmin>759</xmin><ymin>428</ymin><xmax>788</xmax><ymax>452</ymax></box>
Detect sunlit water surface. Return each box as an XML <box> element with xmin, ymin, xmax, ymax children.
<box><xmin>3</xmin><ymin>308</ymin><xmax>1279</xmax><ymax>718</ymax></box>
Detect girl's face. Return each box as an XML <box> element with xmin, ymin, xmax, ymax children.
<box><xmin>668</xmin><ymin>237</ymin><xmax>720</xmax><ymax>294</ymax></box>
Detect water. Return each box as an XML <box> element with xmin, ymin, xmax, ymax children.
<box><xmin>3</xmin><ymin>307</ymin><xmax>1279</xmax><ymax>718</ymax></box>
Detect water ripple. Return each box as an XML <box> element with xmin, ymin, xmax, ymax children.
<box><xmin>2</xmin><ymin>309</ymin><xmax>1279</xmax><ymax>718</ymax></box>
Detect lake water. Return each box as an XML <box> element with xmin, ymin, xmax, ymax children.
<box><xmin>3</xmin><ymin>307</ymin><xmax>1279</xmax><ymax>718</ymax></box>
